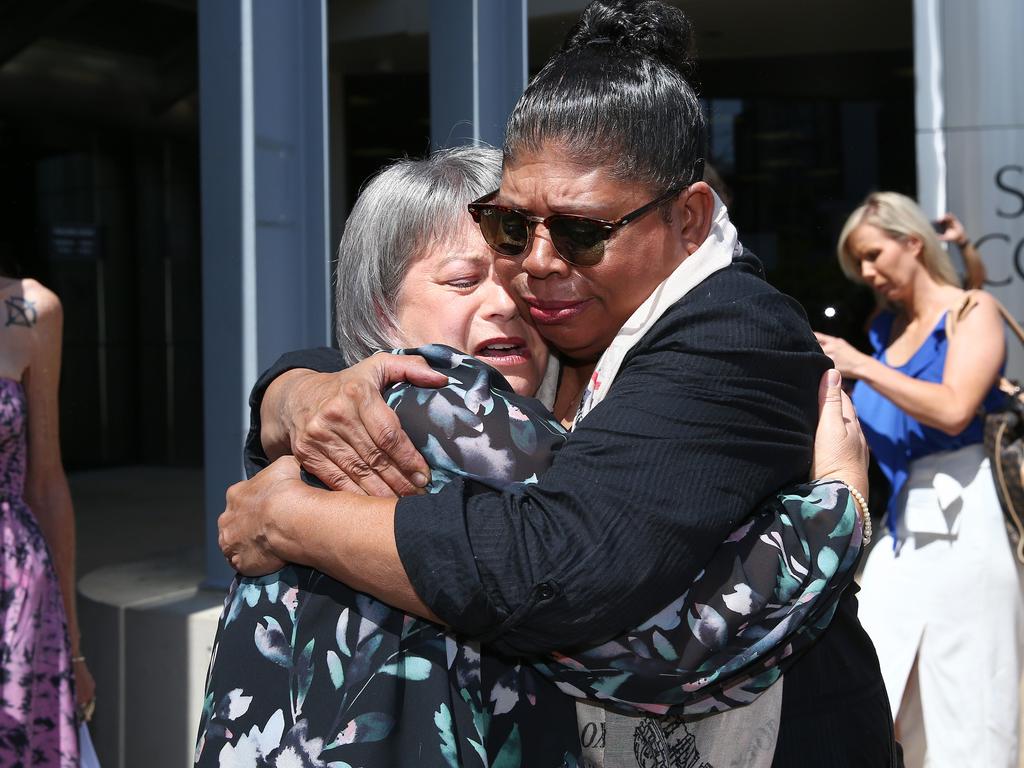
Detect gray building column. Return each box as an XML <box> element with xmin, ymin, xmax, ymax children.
<box><xmin>72</xmin><ymin>7</ymin><xmax>331</xmax><ymax>764</ymax></box>
<box><xmin>914</xmin><ymin>0</ymin><xmax>1024</xmax><ymax>374</ymax></box>
<box><xmin>429</xmin><ymin>0</ymin><xmax>527</xmax><ymax>149</ymax></box>
<box><xmin>199</xmin><ymin>0</ymin><xmax>331</xmax><ymax>587</ymax></box>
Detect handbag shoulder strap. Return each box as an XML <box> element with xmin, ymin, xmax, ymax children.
<box><xmin>992</xmin><ymin>298</ymin><xmax>1024</xmax><ymax>398</ymax></box>
<box><xmin>994</xmin><ymin>298</ymin><xmax>1024</xmax><ymax>348</ymax></box>
<box><xmin>948</xmin><ymin>291</ymin><xmax>1024</xmax><ymax>399</ymax></box>
<box><xmin>946</xmin><ymin>290</ymin><xmax>1024</xmax><ymax>349</ymax></box>
<box><xmin>946</xmin><ymin>291</ymin><xmax>979</xmax><ymax>337</ymax></box>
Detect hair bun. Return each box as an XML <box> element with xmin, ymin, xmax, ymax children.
<box><xmin>564</xmin><ymin>0</ymin><xmax>696</xmax><ymax>77</ymax></box>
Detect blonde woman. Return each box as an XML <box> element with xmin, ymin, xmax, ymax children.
<box><xmin>817</xmin><ymin>191</ymin><xmax>1021</xmax><ymax>768</ymax></box>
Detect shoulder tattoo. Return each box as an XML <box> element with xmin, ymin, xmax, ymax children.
<box><xmin>5</xmin><ymin>296</ymin><xmax>38</xmax><ymax>328</ymax></box>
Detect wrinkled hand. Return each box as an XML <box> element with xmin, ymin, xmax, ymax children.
<box><xmin>814</xmin><ymin>332</ymin><xmax>871</xmax><ymax>379</ymax></box>
<box><xmin>935</xmin><ymin>212</ymin><xmax>969</xmax><ymax>246</ymax></box>
<box><xmin>218</xmin><ymin>456</ymin><xmax>303</xmax><ymax>576</ymax></box>
<box><xmin>811</xmin><ymin>369</ymin><xmax>869</xmax><ymax>495</ymax></box>
<box><xmin>281</xmin><ymin>353</ymin><xmax>447</xmax><ymax>496</ymax></box>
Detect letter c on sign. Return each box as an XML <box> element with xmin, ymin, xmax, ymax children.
<box><xmin>975</xmin><ymin>233</ymin><xmax>1013</xmax><ymax>286</ymax></box>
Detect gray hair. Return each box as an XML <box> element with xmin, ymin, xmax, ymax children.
<box><xmin>334</xmin><ymin>145</ymin><xmax>502</xmax><ymax>362</ymax></box>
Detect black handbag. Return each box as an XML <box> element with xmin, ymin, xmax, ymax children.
<box><xmin>981</xmin><ymin>301</ymin><xmax>1024</xmax><ymax>566</ymax></box>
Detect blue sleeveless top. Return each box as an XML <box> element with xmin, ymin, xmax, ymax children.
<box><xmin>851</xmin><ymin>310</ymin><xmax>1004</xmax><ymax>539</ymax></box>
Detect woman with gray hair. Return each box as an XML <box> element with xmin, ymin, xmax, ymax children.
<box><xmin>333</xmin><ymin>146</ymin><xmax>548</xmax><ymax>396</ymax></box>
<box><xmin>196</xmin><ymin>146</ymin><xmax>572</xmax><ymax>767</ymax></box>
<box><xmin>199</xmin><ymin>144</ymin><xmax>868</xmax><ymax>767</ymax></box>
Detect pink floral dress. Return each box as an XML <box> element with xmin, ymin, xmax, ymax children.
<box><xmin>0</xmin><ymin>378</ymin><xmax>77</xmax><ymax>766</ymax></box>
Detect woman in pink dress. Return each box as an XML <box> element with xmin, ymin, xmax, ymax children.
<box><xmin>0</xmin><ymin>274</ymin><xmax>94</xmax><ymax>766</ymax></box>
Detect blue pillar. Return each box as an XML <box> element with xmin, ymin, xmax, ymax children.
<box><xmin>429</xmin><ymin>0</ymin><xmax>528</xmax><ymax>149</ymax></box>
<box><xmin>198</xmin><ymin>0</ymin><xmax>331</xmax><ymax>587</ymax></box>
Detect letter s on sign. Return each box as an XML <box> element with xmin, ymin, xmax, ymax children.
<box><xmin>996</xmin><ymin>165</ymin><xmax>1024</xmax><ymax>218</ymax></box>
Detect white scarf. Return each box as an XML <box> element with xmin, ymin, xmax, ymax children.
<box><xmin>572</xmin><ymin>193</ymin><xmax>740</xmax><ymax>427</ymax></box>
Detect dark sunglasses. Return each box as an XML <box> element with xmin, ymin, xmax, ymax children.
<box><xmin>468</xmin><ymin>182</ymin><xmax>690</xmax><ymax>267</ymax></box>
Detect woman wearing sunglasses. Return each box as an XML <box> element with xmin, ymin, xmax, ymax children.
<box><xmin>218</xmin><ymin>1</ymin><xmax>899</xmax><ymax>765</ymax></box>
<box><xmin>199</xmin><ymin>145</ymin><xmax>865</xmax><ymax>768</ymax></box>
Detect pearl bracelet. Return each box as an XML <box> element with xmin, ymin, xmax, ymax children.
<box><xmin>845</xmin><ymin>483</ymin><xmax>872</xmax><ymax>545</ymax></box>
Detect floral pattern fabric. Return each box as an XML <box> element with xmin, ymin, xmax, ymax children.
<box><xmin>538</xmin><ymin>481</ymin><xmax>861</xmax><ymax>716</ymax></box>
<box><xmin>0</xmin><ymin>378</ymin><xmax>78</xmax><ymax>767</ymax></box>
<box><xmin>195</xmin><ymin>345</ymin><xmax>862</xmax><ymax>767</ymax></box>
<box><xmin>196</xmin><ymin>347</ymin><xmax>579</xmax><ymax>768</ymax></box>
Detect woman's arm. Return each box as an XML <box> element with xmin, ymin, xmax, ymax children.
<box><xmin>936</xmin><ymin>212</ymin><xmax>987</xmax><ymax>290</ymax></box>
<box><xmin>220</xmin><ymin>361</ymin><xmax>867</xmax><ymax>714</ymax></box>
<box><xmin>530</xmin><ymin>369</ymin><xmax>868</xmax><ymax>713</ymax></box>
<box><xmin>20</xmin><ymin>282</ymin><xmax>95</xmax><ymax>709</ymax></box>
<box><xmin>251</xmin><ymin>472</ymin><xmax>863</xmax><ymax>717</ymax></box>
<box><xmin>223</xmin><ymin>286</ymin><xmax>843</xmax><ymax>658</ymax></box>
<box><xmin>816</xmin><ymin>291</ymin><xmax>1005</xmax><ymax>435</ymax></box>
<box><xmin>253</xmin><ymin>352</ymin><xmax>445</xmax><ymax>495</ymax></box>
<box><xmin>218</xmin><ymin>457</ymin><xmax>436</xmax><ymax>620</ymax></box>
<box><xmin>535</xmin><ymin>480</ymin><xmax>862</xmax><ymax>714</ymax></box>
<box><xmin>225</xmin><ymin>345</ymin><xmax>566</xmax><ymax>623</ymax></box>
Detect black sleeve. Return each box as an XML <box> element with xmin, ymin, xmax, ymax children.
<box><xmin>394</xmin><ymin>269</ymin><xmax>831</xmax><ymax>657</ymax></box>
<box><xmin>243</xmin><ymin>347</ymin><xmax>347</xmax><ymax>479</ymax></box>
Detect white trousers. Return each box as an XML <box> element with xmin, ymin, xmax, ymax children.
<box><xmin>858</xmin><ymin>443</ymin><xmax>1024</xmax><ymax>768</ymax></box>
